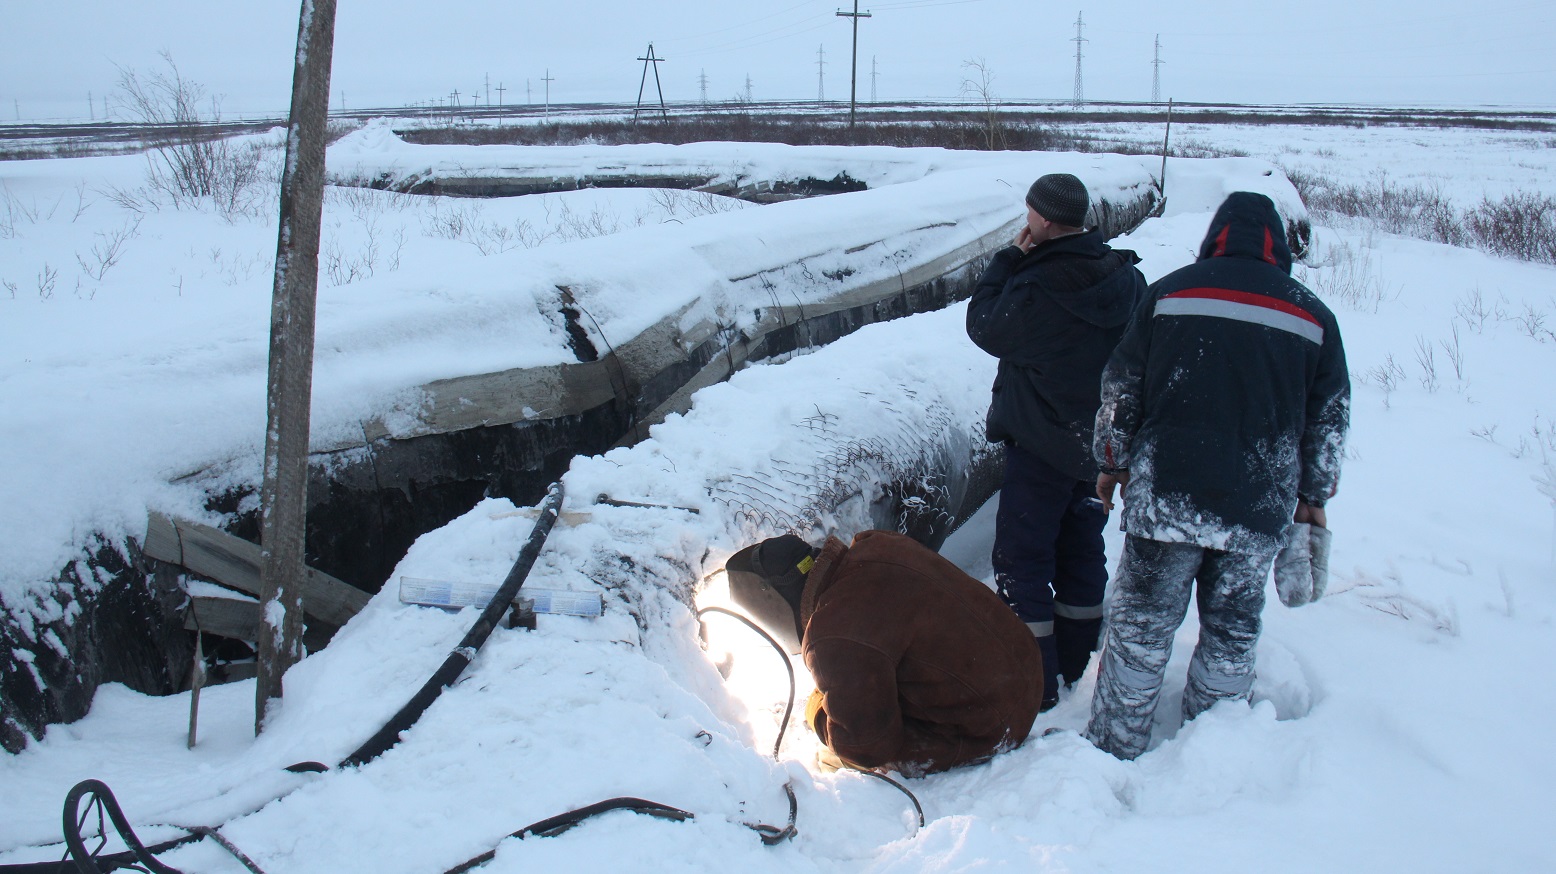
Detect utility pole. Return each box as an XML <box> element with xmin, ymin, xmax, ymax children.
<box><xmin>699</xmin><ymin>69</ymin><xmax>709</xmax><ymax>105</ymax></box>
<box><xmin>836</xmin><ymin>0</ymin><xmax>871</xmax><ymax>128</ymax></box>
<box><xmin>1151</xmin><ymin>34</ymin><xmax>1165</xmax><ymax>104</ymax></box>
<box><xmin>542</xmin><ymin>69</ymin><xmax>554</xmax><ymax>117</ymax></box>
<box><xmin>484</xmin><ymin>72</ymin><xmax>491</xmax><ymax>106</ymax></box>
<box><xmin>496</xmin><ymin>82</ymin><xmax>506</xmax><ymax>119</ymax></box>
<box><xmin>257</xmin><ymin>0</ymin><xmax>337</xmax><ymax>735</ymax></box>
<box><xmin>871</xmin><ymin>56</ymin><xmax>878</xmax><ymax>103</ymax></box>
<box><xmin>527</xmin><ymin>79</ymin><xmax>532</xmax><ymax>104</ymax></box>
<box><xmin>1071</xmin><ymin>12</ymin><xmax>1087</xmax><ymax>108</ymax></box>
<box><xmin>816</xmin><ymin>44</ymin><xmax>826</xmax><ymax>102</ymax></box>
<box><xmin>634</xmin><ymin>44</ymin><xmax>668</xmax><ymax>121</ymax></box>
<box><xmin>88</xmin><ymin>91</ymin><xmax>93</xmax><ymax>121</ymax></box>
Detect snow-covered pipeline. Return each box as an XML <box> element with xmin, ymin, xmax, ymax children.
<box><xmin>1</xmin><ymin>139</ymin><xmax>1309</xmax><ymax>753</ymax></box>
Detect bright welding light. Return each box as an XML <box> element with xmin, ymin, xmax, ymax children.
<box><xmin>696</xmin><ymin>568</ymin><xmax>815</xmax><ymax>753</ymax></box>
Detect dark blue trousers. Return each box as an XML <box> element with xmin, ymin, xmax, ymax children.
<box><xmin>993</xmin><ymin>443</ymin><xmax>1109</xmax><ymax>700</ymax></box>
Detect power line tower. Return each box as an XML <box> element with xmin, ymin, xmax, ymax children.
<box><xmin>635</xmin><ymin>43</ymin><xmax>668</xmax><ymax>121</ymax></box>
<box><xmin>836</xmin><ymin>0</ymin><xmax>872</xmax><ymax>128</ymax></box>
<box><xmin>699</xmin><ymin>69</ymin><xmax>709</xmax><ymax>104</ymax></box>
<box><xmin>816</xmin><ymin>44</ymin><xmax>827</xmax><ymax>102</ymax></box>
<box><xmin>1151</xmin><ymin>34</ymin><xmax>1165</xmax><ymax>104</ymax></box>
<box><xmin>871</xmin><ymin>56</ymin><xmax>878</xmax><ymax>103</ymax></box>
<box><xmin>745</xmin><ymin>74</ymin><xmax>754</xmax><ymax>102</ymax></box>
<box><xmin>1071</xmin><ymin>12</ymin><xmax>1087</xmax><ymax>108</ymax></box>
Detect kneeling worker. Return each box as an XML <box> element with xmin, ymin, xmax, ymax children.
<box><xmin>726</xmin><ymin>530</ymin><xmax>1044</xmax><ymax>776</ymax></box>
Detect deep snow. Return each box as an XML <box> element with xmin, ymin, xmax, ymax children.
<box><xmin>3</xmin><ymin>123</ymin><xmax>1555</xmax><ymax>871</ymax></box>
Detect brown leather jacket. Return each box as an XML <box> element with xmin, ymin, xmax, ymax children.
<box><xmin>801</xmin><ymin>531</ymin><xmax>1044</xmax><ymax>775</ymax></box>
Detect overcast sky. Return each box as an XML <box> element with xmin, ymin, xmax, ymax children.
<box><xmin>4</xmin><ymin>0</ymin><xmax>1554</xmax><ymax>121</ymax></box>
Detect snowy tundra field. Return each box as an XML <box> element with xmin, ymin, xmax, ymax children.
<box><xmin>2</xmin><ymin>118</ymin><xmax>1555</xmax><ymax>872</ymax></box>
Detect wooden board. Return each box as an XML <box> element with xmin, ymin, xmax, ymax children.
<box><xmin>145</xmin><ymin>513</ymin><xmax>369</xmax><ymax>626</ymax></box>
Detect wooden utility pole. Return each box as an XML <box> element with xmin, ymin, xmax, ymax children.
<box><xmin>256</xmin><ymin>0</ymin><xmax>337</xmax><ymax>735</ymax></box>
<box><xmin>836</xmin><ymin>1</ymin><xmax>871</xmax><ymax>128</ymax></box>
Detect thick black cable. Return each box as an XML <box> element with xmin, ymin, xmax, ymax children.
<box><xmin>847</xmin><ymin>768</ymin><xmax>925</xmax><ymax>832</ymax></box>
<box><xmin>695</xmin><ymin>605</ymin><xmax>922</xmax><ymax>836</ymax></box>
<box><xmin>61</xmin><ymin>780</ymin><xmax>194</xmax><ymax>874</ymax></box>
<box><xmin>694</xmin><ymin>606</ymin><xmax>795</xmax><ymax>759</ymax></box>
<box><xmin>339</xmin><ymin>482</ymin><xmax>564</xmax><ymax>769</ymax></box>
<box><xmin>439</xmin><ymin>796</ymin><xmax>695</xmax><ymax>872</ymax></box>
<box><xmin>695</xmin><ymin>605</ymin><xmax>799</xmax><ymax>844</ymax></box>
<box><xmin>186</xmin><ymin>828</ymin><xmax>266</xmax><ymax>874</ymax></box>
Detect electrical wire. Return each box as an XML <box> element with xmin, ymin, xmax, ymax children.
<box><xmin>695</xmin><ymin>604</ymin><xmax>922</xmax><ymax>837</ymax></box>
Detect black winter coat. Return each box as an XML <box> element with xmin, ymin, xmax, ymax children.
<box><xmin>1094</xmin><ymin>192</ymin><xmax>1350</xmax><ymax>554</ymax></box>
<box><xmin>967</xmin><ymin>230</ymin><xmax>1148</xmax><ymax>480</ymax></box>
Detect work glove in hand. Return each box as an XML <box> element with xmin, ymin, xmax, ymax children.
<box><xmin>805</xmin><ymin>689</ymin><xmax>826</xmax><ymax>733</ymax></box>
<box><xmin>1274</xmin><ymin>522</ymin><xmax>1333</xmax><ymax>607</ymax></box>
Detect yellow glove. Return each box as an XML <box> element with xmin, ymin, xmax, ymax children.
<box><xmin>804</xmin><ymin>689</ymin><xmax>826</xmax><ymax>732</ymax></box>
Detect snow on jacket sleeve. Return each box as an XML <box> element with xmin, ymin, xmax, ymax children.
<box><xmin>1093</xmin><ymin>293</ymin><xmax>1154</xmax><ymax>472</ymax></box>
<box><xmin>965</xmin><ymin>246</ymin><xmax>1030</xmax><ymax>358</ymax></box>
<box><xmin>1298</xmin><ymin>317</ymin><xmax>1351</xmax><ymax>507</ymax></box>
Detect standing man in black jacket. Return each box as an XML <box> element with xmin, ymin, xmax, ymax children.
<box><xmin>966</xmin><ymin>173</ymin><xmax>1148</xmax><ymax>708</ymax></box>
<box><xmin>1086</xmin><ymin>191</ymin><xmax>1350</xmax><ymax>760</ymax></box>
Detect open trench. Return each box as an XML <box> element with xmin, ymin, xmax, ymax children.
<box><xmin>0</xmin><ymin>171</ymin><xmax>1166</xmax><ymax>754</ymax></box>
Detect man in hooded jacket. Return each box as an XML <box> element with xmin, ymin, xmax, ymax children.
<box><xmin>1086</xmin><ymin>191</ymin><xmax>1350</xmax><ymax>760</ymax></box>
<box><xmin>725</xmin><ymin>530</ymin><xmax>1044</xmax><ymax>776</ymax></box>
<box><xmin>966</xmin><ymin>173</ymin><xmax>1148</xmax><ymax>706</ymax></box>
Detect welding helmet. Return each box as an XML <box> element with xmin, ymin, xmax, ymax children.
<box><xmin>724</xmin><ymin>534</ymin><xmax>817</xmax><ymax>654</ymax></box>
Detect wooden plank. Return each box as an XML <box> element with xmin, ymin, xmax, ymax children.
<box><xmin>184</xmin><ymin>595</ymin><xmax>336</xmax><ymax>652</ymax></box>
<box><xmin>146</xmin><ymin>513</ymin><xmax>369</xmax><ymax>626</ymax></box>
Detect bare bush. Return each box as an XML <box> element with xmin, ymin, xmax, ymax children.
<box><xmin>1464</xmin><ymin>193</ymin><xmax>1556</xmax><ymax>264</ymax></box>
<box><xmin>36</xmin><ymin>263</ymin><xmax>58</xmax><ymax>300</ymax></box>
<box><xmin>1300</xmin><ymin>238</ymin><xmax>1392</xmax><ymax>312</ymax></box>
<box><xmin>1439</xmin><ymin>323</ymin><xmax>1465</xmax><ymax>381</ymax></box>
<box><xmin>1454</xmin><ymin>287</ymin><xmax>1505</xmax><ymax>332</ymax></box>
<box><xmin>114</xmin><ymin>52</ymin><xmax>274</xmax><ymax>218</ymax></box>
<box><xmin>1413</xmin><ymin>335</ymin><xmax>1439</xmax><ymax>391</ymax></box>
<box><xmin>1286</xmin><ymin>165</ymin><xmax>1556</xmax><ymax>266</ymax></box>
<box><xmin>75</xmin><ymin>216</ymin><xmax>142</xmax><ymax>280</ymax></box>
<box><xmin>1361</xmin><ymin>354</ymin><xmax>1407</xmax><ymax>408</ymax></box>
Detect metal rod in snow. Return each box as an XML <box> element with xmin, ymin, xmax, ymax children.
<box><xmin>256</xmin><ymin>0</ymin><xmax>337</xmax><ymax>735</ymax></box>
<box><xmin>1159</xmin><ymin>98</ymin><xmax>1173</xmax><ymax>205</ymax></box>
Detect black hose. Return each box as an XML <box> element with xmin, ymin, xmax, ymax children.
<box><xmin>61</xmin><ymin>780</ymin><xmax>195</xmax><ymax>874</ymax></box>
<box><xmin>696</xmin><ymin>605</ymin><xmax>922</xmax><ymax>836</ymax></box>
<box><xmin>339</xmin><ymin>482</ymin><xmax>565</xmax><ymax>769</ymax></box>
<box><xmin>848</xmin><ymin>769</ymin><xmax>925</xmax><ymax>832</ymax></box>
<box><xmin>436</xmin><ymin>796</ymin><xmax>694</xmax><ymax>874</ymax></box>
<box><xmin>695</xmin><ymin>606</ymin><xmax>796</xmax><ymax>759</ymax></box>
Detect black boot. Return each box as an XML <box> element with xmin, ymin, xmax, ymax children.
<box><xmin>1054</xmin><ymin>615</ymin><xmax>1102</xmax><ymax>686</ymax></box>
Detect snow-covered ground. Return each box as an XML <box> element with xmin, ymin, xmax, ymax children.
<box><xmin>3</xmin><ymin>123</ymin><xmax>1555</xmax><ymax>871</ymax></box>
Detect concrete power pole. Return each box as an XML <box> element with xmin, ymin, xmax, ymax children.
<box><xmin>88</xmin><ymin>91</ymin><xmax>94</xmax><ymax>121</ymax></box>
<box><xmin>1152</xmin><ymin>34</ymin><xmax>1165</xmax><ymax>104</ymax></box>
<box><xmin>816</xmin><ymin>45</ymin><xmax>827</xmax><ymax>102</ymax></box>
<box><xmin>635</xmin><ymin>44</ymin><xmax>668</xmax><ymax>121</ymax></box>
<box><xmin>1071</xmin><ymin>12</ymin><xmax>1087</xmax><ymax>108</ymax></box>
<box><xmin>871</xmin><ymin>56</ymin><xmax>879</xmax><ymax>103</ymax></box>
<box><xmin>485</xmin><ymin>72</ymin><xmax>491</xmax><ymax>107</ymax></box>
<box><xmin>257</xmin><ymin>0</ymin><xmax>337</xmax><ymax>734</ymax></box>
<box><xmin>836</xmin><ymin>0</ymin><xmax>872</xmax><ymax>128</ymax></box>
<box><xmin>542</xmin><ymin>69</ymin><xmax>554</xmax><ymax>117</ymax></box>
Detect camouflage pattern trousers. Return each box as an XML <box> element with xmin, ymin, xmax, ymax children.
<box><xmin>1085</xmin><ymin>536</ymin><xmax>1277</xmax><ymax>760</ymax></box>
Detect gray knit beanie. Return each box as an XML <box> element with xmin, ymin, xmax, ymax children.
<box><xmin>1026</xmin><ymin>173</ymin><xmax>1090</xmax><ymax>228</ymax></box>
